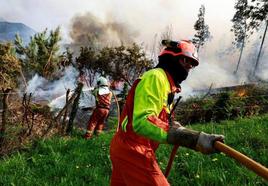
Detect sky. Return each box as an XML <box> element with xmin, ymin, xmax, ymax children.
<box><xmin>1</xmin><ymin>0</ymin><xmax>236</xmax><ymax>44</ymax></box>
<box><xmin>1</xmin><ymin>0</ymin><xmax>268</xmax><ymax>99</ymax></box>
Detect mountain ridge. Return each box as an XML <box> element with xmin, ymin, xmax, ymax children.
<box><xmin>0</xmin><ymin>20</ymin><xmax>36</xmax><ymax>43</ymax></box>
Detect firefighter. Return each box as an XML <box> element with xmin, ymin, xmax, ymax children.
<box><xmin>84</xmin><ymin>76</ymin><xmax>112</xmax><ymax>139</ymax></box>
<box><xmin>109</xmin><ymin>40</ymin><xmax>224</xmax><ymax>185</ymax></box>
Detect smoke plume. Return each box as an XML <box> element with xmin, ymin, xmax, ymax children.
<box><xmin>24</xmin><ymin>66</ymin><xmax>79</xmax><ymax>103</ymax></box>
<box><xmin>69</xmin><ymin>12</ymin><xmax>139</xmax><ymax>47</ymax></box>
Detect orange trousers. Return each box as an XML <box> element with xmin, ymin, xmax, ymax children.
<box><xmin>86</xmin><ymin>108</ymin><xmax>109</xmax><ymax>132</ymax></box>
<box><xmin>110</xmin><ymin>132</ymin><xmax>169</xmax><ymax>186</ymax></box>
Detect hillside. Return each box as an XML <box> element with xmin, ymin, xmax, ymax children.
<box><xmin>0</xmin><ymin>21</ymin><xmax>35</xmax><ymax>43</ymax></box>
<box><xmin>0</xmin><ymin>115</ymin><xmax>267</xmax><ymax>185</ymax></box>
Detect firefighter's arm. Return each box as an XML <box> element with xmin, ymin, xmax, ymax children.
<box><xmin>132</xmin><ymin>71</ymin><xmax>170</xmax><ymax>143</ymax></box>
<box><xmin>167</xmin><ymin>122</ymin><xmax>224</xmax><ymax>154</ymax></box>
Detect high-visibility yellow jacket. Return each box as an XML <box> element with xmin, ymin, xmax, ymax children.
<box><xmin>119</xmin><ymin>68</ymin><xmax>180</xmax><ymax>144</ymax></box>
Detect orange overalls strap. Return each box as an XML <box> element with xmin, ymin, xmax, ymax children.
<box><xmin>96</xmin><ymin>92</ymin><xmax>112</xmax><ymax>109</ymax></box>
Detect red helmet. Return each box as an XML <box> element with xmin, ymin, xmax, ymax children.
<box><xmin>159</xmin><ymin>40</ymin><xmax>199</xmax><ymax>66</ymax></box>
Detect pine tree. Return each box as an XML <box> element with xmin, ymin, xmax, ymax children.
<box><xmin>193</xmin><ymin>5</ymin><xmax>211</xmax><ymax>52</ymax></box>
<box><xmin>14</xmin><ymin>27</ymin><xmax>62</xmax><ymax>80</ymax></box>
<box><xmin>248</xmin><ymin>0</ymin><xmax>268</xmax><ymax>29</ymax></box>
<box><xmin>249</xmin><ymin>0</ymin><xmax>268</xmax><ymax>76</ymax></box>
<box><xmin>231</xmin><ymin>0</ymin><xmax>250</xmax><ymax>74</ymax></box>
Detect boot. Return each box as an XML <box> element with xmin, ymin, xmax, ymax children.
<box><xmin>96</xmin><ymin>130</ymin><xmax>103</xmax><ymax>136</ymax></box>
<box><xmin>84</xmin><ymin>131</ymin><xmax>93</xmax><ymax>139</ymax></box>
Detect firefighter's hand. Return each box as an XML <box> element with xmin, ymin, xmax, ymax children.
<box><xmin>196</xmin><ymin>132</ymin><xmax>225</xmax><ymax>154</ymax></box>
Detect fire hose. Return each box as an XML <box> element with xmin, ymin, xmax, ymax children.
<box><xmin>111</xmin><ymin>91</ymin><xmax>121</xmax><ymax>132</ymax></box>
<box><xmin>165</xmin><ymin>141</ymin><xmax>268</xmax><ymax>180</ymax></box>
<box><xmin>214</xmin><ymin>141</ymin><xmax>268</xmax><ymax>180</ymax></box>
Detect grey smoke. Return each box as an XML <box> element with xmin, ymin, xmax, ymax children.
<box><xmin>69</xmin><ymin>12</ymin><xmax>139</xmax><ymax>47</ymax></box>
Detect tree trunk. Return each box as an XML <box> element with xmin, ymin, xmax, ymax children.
<box><xmin>66</xmin><ymin>82</ymin><xmax>83</xmax><ymax>135</ymax></box>
<box><xmin>61</xmin><ymin>89</ymin><xmax>70</xmax><ymax>134</ymax></box>
<box><xmin>54</xmin><ymin>89</ymin><xmax>77</xmax><ymax>122</ymax></box>
<box><xmin>233</xmin><ymin>8</ymin><xmax>248</xmax><ymax>74</ymax></box>
<box><xmin>19</xmin><ymin>69</ymin><xmax>27</xmax><ymax>91</ymax></box>
<box><xmin>197</xmin><ymin>40</ymin><xmax>201</xmax><ymax>52</ymax></box>
<box><xmin>234</xmin><ymin>36</ymin><xmax>245</xmax><ymax>74</ymax></box>
<box><xmin>253</xmin><ymin>20</ymin><xmax>268</xmax><ymax>77</ymax></box>
<box><xmin>0</xmin><ymin>89</ymin><xmax>11</xmax><ymax>147</ymax></box>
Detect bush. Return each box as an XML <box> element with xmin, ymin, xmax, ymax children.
<box><xmin>176</xmin><ymin>84</ymin><xmax>268</xmax><ymax>124</ymax></box>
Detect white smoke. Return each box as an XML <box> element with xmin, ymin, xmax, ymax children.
<box><xmin>5</xmin><ymin>0</ymin><xmax>267</xmax><ymax>100</ymax></box>
<box><xmin>177</xmin><ymin>29</ymin><xmax>268</xmax><ymax>99</ymax></box>
<box><xmin>48</xmin><ymin>87</ymin><xmax>95</xmax><ymax>111</ymax></box>
<box><xmin>180</xmin><ymin>58</ymin><xmax>237</xmax><ymax>98</ymax></box>
<box><xmin>25</xmin><ymin>66</ymin><xmax>79</xmax><ymax>103</ymax></box>
<box><xmin>26</xmin><ymin>74</ymin><xmax>47</xmax><ymax>94</ymax></box>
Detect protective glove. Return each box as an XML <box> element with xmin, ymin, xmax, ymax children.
<box><xmin>195</xmin><ymin>132</ymin><xmax>225</xmax><ymax>154</ymax></box>
<box><xmin>167</xmin><ymin>122</ymin><xmax>224</xmax><ymax>154</ymax></box>
<box><xmin>167</xmin><ymin>123</ymin><xmax>200</xmax><ymax>148</ymax></box>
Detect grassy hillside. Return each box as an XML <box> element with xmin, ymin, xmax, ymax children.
<box><xmin>0</xmin><ymin>115</ymin><xmax>267</xmax><ymax>186</ymax></box>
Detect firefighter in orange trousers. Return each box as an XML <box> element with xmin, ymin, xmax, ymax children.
<box><xmin>109</xmin><ymin>40</ymin><xmax>224</xmax><ymax>185</ymax></box>
<box><xmin>84</xmin><ymin>76</ymin><xmax>112</xmax><ymax>139</ymax></box>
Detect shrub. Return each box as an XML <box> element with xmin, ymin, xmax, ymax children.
<box><xmin>175</xmin><ymin>84</ymin><xmax>268</xmax><ymax>124</ymax></box>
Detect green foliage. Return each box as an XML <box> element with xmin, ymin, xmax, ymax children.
<box><xmin>0</xmin><ymin>115</ymin><xmax>267</xmax><ymax>185</ymax></box>
<box><xmin>231</xmin><ymin>0</ymin><xmax>267</xmax><ymax>34</ymax></box>
<box><xmin>0</xmin><ymin>42</ymin><xmax>21</xmax><ymax>90</ymax></box>
<box><xmin>75</xmin><ymin>43</ymin><xmax>153</xmax><ymax>87</ymax></box>
<box><xmin>97</xmin><ymin>43</ymin><xmax>153</xmax><ymax>86</ymax></box>
<box><xmin>231</xmin><ymin>0</ymin><xmax>268</xmax><ymax>74</ymax></box>
<box><xmin>176</xmin><ymin>85</ymin><xmax>268</xmax><ymax>124</ymax></box>
<box><xmin>158</xmin><ymin>116</ymin><xmax>268</xmax><ymax>185</ymax></box>
<box><xmin>231</xmin><ymin>0</ymin><xmax>250</xmax><ymax>48</ymax></box>
<box><xmin>176</xmin><ymin>96</ymin><xmax>216</xmax><ymax>124</ymax></box>
<box><xmin>193</xmin><ymin>5</ymin><xmax>211</xmax><ymax>52</ymax></box>
<box><xmin>248</xmin><ymin>0</ymin><xmax>268</xmax><ymax>30</ymax></box>
<box><xmin>30</xmin><ymin>104</ymin><xmax>51</xmax><ymax>116</ymax></box>
<box><xmin>59</xmin><ymin>47</ymin><xmax>74</xmax><ymax>69</ymax></box>
<box><xmin>15</xmin><ymin>27</ymin><xmax>62</xmax><ymax>80</ymax></box>
<box><xmin>75</xmin><ymin>46</ymin><xmax>99</xmax><ymax>86</ymax></box>
<box><xmin>0</xmin><ymin>131</ymin><xmax>114</xmax><ymax>186</ymax></box>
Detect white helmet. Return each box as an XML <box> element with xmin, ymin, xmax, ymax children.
<box><xmin>97</xmin><ymin>76</ymin><xmax>109</xmax><ymax>86</ymax></box>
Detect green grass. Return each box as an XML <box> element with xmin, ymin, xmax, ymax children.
<box><xmin>157</xmin><ymin>116</ymin><xmax>268</xmax><ymax>186</ymax></box>
<box><xmin>0</xmin><ymin>115</ymin><xmax>267</xmax><ymax>186</ymax></box>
